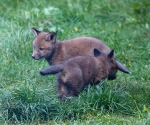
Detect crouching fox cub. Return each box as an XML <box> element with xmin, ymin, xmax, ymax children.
<box><xmin>31</xmin><ymin>27</ymin><xmax>130</xmax><ymax>74</ymax></box>
<box><xmin>40</xmin><ymin>49</ymin><xmax>117</xmax><ymax>101</ymax></box>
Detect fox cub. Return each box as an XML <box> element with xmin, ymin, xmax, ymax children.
<box><xmin>40</xmin><ymin>49</ymin><xmax>117</xmax><ymax>101</ymax></box>
<box><xmin>31</xmin><ymin>27</ymin><xmax>130</xmax><ymax>74</ymax></box>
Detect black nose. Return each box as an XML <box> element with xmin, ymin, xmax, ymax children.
<box><xmin>32</xmin><ymin>56</ymin><xmax>35</xmax><ymax>59</ymax></box>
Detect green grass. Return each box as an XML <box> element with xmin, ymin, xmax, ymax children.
<box><xmin>0</xmin><ymin>0</ymin><xmax>150</xmax><ymax>124</ymax></box>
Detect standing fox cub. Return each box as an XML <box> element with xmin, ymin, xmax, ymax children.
<box><xmin>40</xmin><ymin>49</ymin><xmax>117</xmax><ymax>101</ymax></box>
<box><xmin>31</xmin><ymin>27</ymin><xmax>130</xmax><ymax>74</ymax></box>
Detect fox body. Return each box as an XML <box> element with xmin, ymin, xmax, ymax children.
<box><xmin>40</xmin><ymin>49</ymin><xmax>117</xmax><ymax>101</ymax></box>
<box><xmin>31</xmin><ymin>28</ymin><xmax>130</xmax><ymax>74</ymax></box>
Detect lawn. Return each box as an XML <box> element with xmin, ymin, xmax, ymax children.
<box><xmin>0</xmin><ymin>0</ymin><xmax>150</xmax><ymax>124</ymax></box>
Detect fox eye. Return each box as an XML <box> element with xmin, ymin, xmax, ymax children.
<box><xmin>39</xmin><ymin>48</ymin><xmax>44</xmax><ymax>51</ymax></box>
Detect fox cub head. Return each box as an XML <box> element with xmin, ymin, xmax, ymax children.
<box><xmin>94</xmin><ymin>49</ymin><xmax>117</xmax><ymax>80</ymax></box>
<box><xmin>106</xmin><ymin>50</ymin><xmax>117</xmax><ymax>80</ymax></box>
<box><xmin>31</xmin><ymin>27</ymin><xmax>57</xmax><ymax>60</ymax></box>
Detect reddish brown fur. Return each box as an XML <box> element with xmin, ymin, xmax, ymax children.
<box><xmin>32</xmin><ymin>31</ymin><xmax>109</xmax><ymax>63</ymax></box>
<box><xmin>40</xmin><ymin>49</ymin><xmax>117</xmax><ymax>101</ymax></box>
<box><xmin>31</xmin><ymin>28</ymin><xmax>130</xmax><ymax>74</ymax></box>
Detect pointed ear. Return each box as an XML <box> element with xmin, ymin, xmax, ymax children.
<box><xmin>45</xmin><ymin>32</ymin><xmax>56</xmax><ymax>42</ymax></box>
<box><xmin>94</xmin><ymin>49</ymin><xmax>101</xmax><ymax>57</ymax></box>
<box><xmin>31</xmin><ymin>27</ymin><xmax>41</xmax><ymax>37</ymax></box>
<box><xmin>108</xmin><ymin>50</ymin><xmax>114</xmax><ymax>59</ymax></box>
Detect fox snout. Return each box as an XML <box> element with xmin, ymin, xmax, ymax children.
<box><xmin>32</xmin><ymin>54</ymin><xmax>43</xmax><ymax>60</ymax></box>
<box><xmin>32</xmin><ymin>55</ymin><xmax>39</xmax><ymax>60</ymax></box>
<box><xmin>32</xmin><ymin>55</ymin><xmax>36</xmax><ymax>59</ymax></box>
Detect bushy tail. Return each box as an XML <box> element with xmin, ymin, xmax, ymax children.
<box><xmin>116</xmin><ymin>60</ymin><xmax>131</xmax><ymax>74</ymax></box>
<box><xmin>40</xmin><ymin>64</ymin><xmax>63</xmax><ymax>76</ymax></box>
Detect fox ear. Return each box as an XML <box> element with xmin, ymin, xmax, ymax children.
<box><xmin>45</xmin><ymin>32</ymin><xmax>56</xmax><ymax>42</ymax></box>
<box><xmin>108</xmin><ymin>50</ymin><xmax>114</xmax><ymax>59</ymax></box>
<box><xmin>31</xmin><ymin>27</ymin><xmax>41</xmax><ymax>37</ymax></box>
<box><xmin>94</xmin><ymin>49</ymin><xmax>101</xmax><ymax>57</ymax></box>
